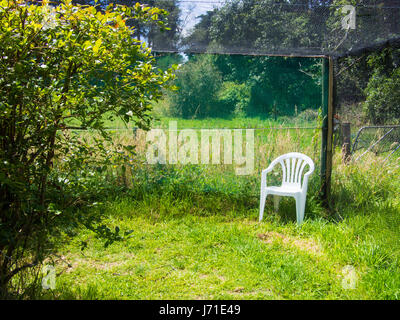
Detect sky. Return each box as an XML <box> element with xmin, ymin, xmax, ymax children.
<box><xmin>178</xmin><ymin>0</ymin><xmax>225</xmax><ymax>35</ymax></box>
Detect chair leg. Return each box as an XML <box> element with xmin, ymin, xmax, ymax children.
<box><xmin>259</xmin><ymin>190</ymin><xmax>268</xmax><ymax>222</ymax></box>
<box><xmin>273</xmin><ymin>195</ymin><xmax>280</xmax><ymax>212</ymax></box>
<box><xmin>300</xmin><ymin>196</ymin><xmax>306</xmax><ymax>223</ymax></box>
<box><xmin>295</xmin><ymin>194</ymin><xmax>306</xmax><ymax>225</ymax></box>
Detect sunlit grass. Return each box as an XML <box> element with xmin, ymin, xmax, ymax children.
<box><xmin>41</xmin><ymin>115</ymin><xmax>400</xmax><ymax>300</ymax></box>
<box><xmin>44</xmin><ymin>178</ymin><xmax>400</xmax><ymax>300</ymax></box>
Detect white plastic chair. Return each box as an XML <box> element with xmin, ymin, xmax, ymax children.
<box><xmin>259</xmin><ymin>152</ymin><xmax>315</xmax><ymax>224</ymax></box>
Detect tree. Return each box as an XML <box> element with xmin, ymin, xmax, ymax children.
<box><xmin>109</xmin><ymin>0</ymin><xmax>181</xmax><ymax>50</ymax></box>
<box><xmin>184</xmin><ymin>0</ymin><xmax>335</xmax><ymax>56</ymax></box>
<box><xmin>364</xmin><ymin>48</ymin><xmax>400</xmax><ymax>124</ymax></box>
<box><xmin>168</xmin><ymin>55</ymin><xmax>223</xmax><ymax>118</ymax></box>
<box><xmin>182</xmin><ymin>9</ymin><xmax>217</xmax><ymax>51</ymax></box>
<box><xmin>180</xmin><ymin>0</ymin><xmax>324</xmax><ymax>118</ymax></box>
<box><xmin>0</xmin><ymin>0</ymin><xmax>176</xmax><ymax>297</ymax></box>
<box><xmin>67</xmin><ymin>1</ymin><xmax>182</xmax><ymax>50</ymax></box>
<box><xmin>242</xmin><ymin>56</ymin><xmax>321</xmax><ymax>117</ymax></box>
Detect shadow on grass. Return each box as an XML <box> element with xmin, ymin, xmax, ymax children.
<box><xmin>40</xmin><ymin>283</ymin><xmax>102</xmax><ymax>300</ymax></box>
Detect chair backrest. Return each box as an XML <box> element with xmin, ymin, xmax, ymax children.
<box><xmin>272</xmin><ymin>152</ymin><xmax>315</xmax><ymax>187</ymax></box>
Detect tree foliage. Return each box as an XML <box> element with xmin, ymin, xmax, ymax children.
<box><xmin>168</xmin><ymin>54</ymin><xmax>223</xmax><ymax>118</ymax></box>
<box><xmin>0</xmin><ymin>0</ymin><xmax>176</xmax><ymax>297</ymax></box>
<box><xmin>180</xmin><ymin>0</ymin><xmax>400</xmax><ymax>123</ymax></box>
<box><xmin>363</xmin><ymin>48</ymin><xmax>400</xmax><ymax>124</ymax></box>
<box><xmin>106</xmin><ymin>0</ymin><xmax>181</xmax><ymax>50</ymax></box>
<box><xmin>166</xmin><ymin>53</ymin><xmax>322</xmax><ymax>119</ymax></box>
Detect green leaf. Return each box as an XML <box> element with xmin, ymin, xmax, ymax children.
<box><xmin>93</xmin><ymin>39</ymin><xmax>102</xmax><ymax>54</ymax></box>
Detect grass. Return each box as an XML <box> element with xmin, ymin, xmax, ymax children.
<box><xmin>39</xmin><ymin>115</ymin><xmax>400</xmax><ymax>300</ymax></box>
<box><xmin>44</xmin><ymin>178</ymin><xmax>400</xmax><ymax>300</ymax></box>
<box><xmin>80</xmin><ymin>105</ymin><xmax>320</xmax><ymax>130</ymax></box>
<box><xmin>150</xmin><ymin>116</ymin><xmax>319</xmax><ymax>130</ymax></box>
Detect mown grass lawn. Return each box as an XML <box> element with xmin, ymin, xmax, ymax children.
<box><xmin>44</xmin><ymin>184</ymin><xmax>400</xmax><ymax>300</ymax></box>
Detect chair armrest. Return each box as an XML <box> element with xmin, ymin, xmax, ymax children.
<box><xmin>261</xmin><ymin>164</ymin><xmax>276</xmax><ymax>189</ymax></box>
<box><xmin>263</xmin><ymin>162</ymin><xmax>276</xmax><ymax>175</ymax></box>
<box><xmin>261</xmin><ymin>168</ymin><xmax>271</xmax><ymax>176</ymax></box>
<box><xmin>301</xmin><ymin>170</ymin><xmax>313</xmax><ymax>191</ymax></box>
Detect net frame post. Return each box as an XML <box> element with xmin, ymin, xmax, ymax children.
<box><xmin>320</xmin><ymin>56</ymin><xmax>334</xmax><ymax>206</ymax></box>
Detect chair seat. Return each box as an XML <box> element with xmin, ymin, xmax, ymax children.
<box><xmin>265</xmin><ymin>185</ymin><xmax>302</xmax><ymax>196</ymax></box>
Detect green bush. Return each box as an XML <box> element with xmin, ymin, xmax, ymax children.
<box><xmin>218</xmin><ymin>82</ymin><xmax>251</xmax><ymax>117</ymax></box>
<box><xmin>297</xmin><ymin>108</ymin><xmax>320</xmax><ymax>122</ymax></box>
<box><xmin>0</xmin><ymin>0</ymin><xmax>175</xmax><ymax>298</ymax></box>
<box><xmin>167</xmin><ymin>55</ymin><xmax>223</xmax><ymax>118</ymax></box>
<box><xmin>364</xmin><ymin>68</ymin><xmax>400</xmax><ymax>124</ymax></box>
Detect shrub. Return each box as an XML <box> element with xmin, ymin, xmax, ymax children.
<box><xmin>364</xmin><ymin>49</ymin><xmax>400</xmax><ymax>124</ymax></box>
<box><xmin>0</xmin><ymin>0</ymin><xmax>175</xmax><ymax>297</ymax></box>
<box><xmin>218</xmin><ymin>82</ymin><xmax>251</xmax><ymax>117</ymax></box>
<box><xmin>297</xmin><ymin>109</ymin><xmax>320</xmax><ymax>122</ymax></box>
<box><xmin>168</xmin><ymin>55</ymin><xmax>223</xmax><ymax>118</ymax></box>
<box><xmin>364</xmin><ymin>68</ymin><xmax>400</xmax><ymax>124</ymax></box>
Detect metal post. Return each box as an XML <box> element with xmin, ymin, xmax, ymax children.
<box><xmin>320</xmin><ymin>57</ymin><xmax>334</xmax><ymax>205</ymax></box>
<box><xmin>342</xmin><ymin>122</ymin><xmax>351</xmax><ymax>163</ymax></box>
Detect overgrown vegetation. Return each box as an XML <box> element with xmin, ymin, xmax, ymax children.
<box><xmin>336</xmin><ymin>47</ymin><xmax>400</xmax><ymax>125</ymax></box>
<box><xmin>363</xmin><ymin>49</ymin><xmax>400</xmax><ymax>125</ymax></box>
<box><xmin>161</xmin><ymin>54</ymin><xmax>322</xmax><ymax>119</ymax></box>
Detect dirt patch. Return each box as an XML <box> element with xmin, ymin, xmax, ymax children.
<box><xmin>199</xmin><ymin>274</ymin><xmax>226</xmax><ymax>282</ymax></box>
<box><xmin>94</xmin><ymin>260</ymin><xmax>127</xmax><ymax>271</ymax></box>
<box><xmin>62</xmin><ymin>257</ymin><xmax>88</xmax><ymax>273</ymax></box>
<box><xmin>58</xmin><ymin>252</ymin><xmax>136</xmax><ymax>274</ymax></box>
<box><xmin>217</xmin><ymin>275</ymin><xmax>226</xmax><ymax>282</ymax></box>
<box><xmin>227</xmin><ymin>288</ymin><xmax>274</xmax><ymax>297</ymax></box>
<box><xmin>257</xmin><ymin>231</ymin><xmax>322</xmax><ymax>255</ymax></box>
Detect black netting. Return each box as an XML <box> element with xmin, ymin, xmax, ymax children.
<box><xmin>125</xmin><ymin>0</ymin><xmax>400</xmax><ymax>58</ymax></box>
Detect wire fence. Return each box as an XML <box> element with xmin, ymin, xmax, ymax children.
<box><xmin>350</xmin><ymin>125</ymin><xmax>400</xmax><ymax>161</ymax></box>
